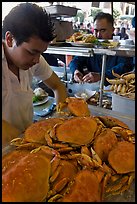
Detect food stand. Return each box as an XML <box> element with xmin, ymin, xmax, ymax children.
<box><xmin>2</xmin><ymin>3</ymin><xmax>135</xmax><ymax>202</ymax></box>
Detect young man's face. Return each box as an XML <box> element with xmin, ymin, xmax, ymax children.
<box><xmin>93</xmin><ymin>18</ymin><xmax>114</xmax><ymax>39</ymax></box>
<box><xmin>5</xmin><ymin>33</ymin><xmax>49</xmax><ymax>70</ymax></box>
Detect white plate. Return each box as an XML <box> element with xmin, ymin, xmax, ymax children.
<box><xmin>69</xmin><ymin>42</ymin><xmax>94</xmax><ymax>48</ymax></box>
<box><xmin>33</xmin><ymin>96</ymin><xmax>49</xmax><ymax>106</ymax></box>
<box><xmin>74</xmin><ymin>89</ymin><xmax>96</xmax><ymax>101</ymax></box>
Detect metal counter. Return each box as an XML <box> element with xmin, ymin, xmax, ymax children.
<box><xmin>45</xmin><ymin>45</ymin><xmax>135</xmax><ymax>107</ymax></box>
<box><xmin>46</xmin><ymin>45</ymin><xmax>135</xmax><ymax>57</ymax></box>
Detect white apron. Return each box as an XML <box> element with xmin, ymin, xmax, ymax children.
<box><xmin>2</xmin><ymin>61</ymin><xmax>34</xmax><ymax>133</ymax></box>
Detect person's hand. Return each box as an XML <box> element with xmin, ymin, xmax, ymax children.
<box><xmin>74</xmin><ymin>70</ymin><xmax>84</xmax><ymax>83</ymax></box>
<box><xmin>82</xmin><ymin>72</ymin><xmax>101</xmax><ymax>83</ymax></box>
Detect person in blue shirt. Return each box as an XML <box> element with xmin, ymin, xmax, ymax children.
<box><xmin>69</xmin><ymin>12</ymin><xmax>134</xmax><ymax>86</ymax></box>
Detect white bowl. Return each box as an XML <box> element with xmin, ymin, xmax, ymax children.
<box><xmin>74</xmin><ymin>89</ymin><xmax>96</xmax><ymax>101</ymax></box>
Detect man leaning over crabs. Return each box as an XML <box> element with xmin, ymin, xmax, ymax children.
<box><xmin>2</xmin><ymin>3</ymin><xmax>68</xmax><ymax>146</ymax></box>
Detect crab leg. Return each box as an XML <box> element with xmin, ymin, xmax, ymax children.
<box><xmin>90</xmin><ymin>147</ymin><xmax>102</xmax><ymax>165</ymax></box>
<box><xmin>50</xmin><ymin>165</ymin><xmax>62</xmax><ymax>183</ymax></box>
<box><xmin>50</xmin><ymin>156</ymin><xmax>61</xmax><ymax>177</ymax></box>
<box><xmin>47</xmin><ymin>194</ymin><xmax>63</xmax><ymax>202</ymax></box>
<box><xmin>122</xmin><ymin>73</ymin><xmax>135</xmax><ymax>81</ymax></box>
<box><xmin>112</xmin><ymin>70</ymin><xmax>122</xmax><ymax>79</ymax></box>
<box><xmin>106</xmin><ymin>78</ymin><xmax>126</xmax><ymax>85</ymax></box>
<box><xmin>10</xmin><ymin>137</ymin><xmax>23</xmax><ymax>146</ymax></box>
<box><xmin>48</xmin><ymin>177</ymin><xmax>69</xmax><ymax>198</ymax></box>
<box><xmin>81</xmin><ymin>146</ymin><xmax>92</xmax><ymax>157</ymax></box>
<box><xmin>105</xmin><ymin>175</ymin><xmax>129</xmax><ymax>195</ymax></box>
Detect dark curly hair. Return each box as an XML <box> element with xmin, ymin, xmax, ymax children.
<box><xmin>2</xmin><ymin>3</ymin><xmax>56</xmax><ymax>46</ymax></box>
<box><xmin>94</xmin><ymin>12</ymin><xmax>114</xmax><ymax>27</ymax></box>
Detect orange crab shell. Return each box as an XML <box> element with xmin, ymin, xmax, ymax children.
<box><xmin>93</xmin><ymin>128</ymin><xmax>118</xmax><ymax>161</ymax></box>
<box><xmin>51</xmin><ymin>116</ymin><xmax>97</xmax><ymax>146</ymax></box>
<box><xmin>49</xmin><ymin>160</ymin><xmax>78</xmax><ymax>196</ymax></box>
<box><xmin>66</xmin><ymin>97</ymin><xmax>91</xmax><ymax>117</ymax></box>
<box><xmin>2</xmin><ymin>149</ymin><xmax>51</xmax><ymax>202</ymax></box>
<box><xmin>97</xmin><ymin>116</ymin><xmax>129</xmax><ymax>129</ymax></box>
<box><xmin>60</xmin><ymin>169</ymin><xmax>101</xmax><ymax>202</ymax></box>
<box><xmin>24</xmin><ymin>118</ymin><xmax>65</xmax><ymax>144</ymax></box>
<box><xmin>108</xmin><ymin>141</ymin><xmax>135</xmax><ymax>174</ymax></box>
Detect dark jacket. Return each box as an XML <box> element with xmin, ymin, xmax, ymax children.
<box><xmin>69</xmin><ymin>55</ymin><xmax>134</xmax><ymax>86</ymax></box>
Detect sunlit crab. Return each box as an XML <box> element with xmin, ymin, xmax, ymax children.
<box><xmin>102</xmin><ymin>141</ymin><xmax>135</xmax><ymax>198</ymax></box>
<box><xmin>93</xmin><ymin>128</ymin><xmax>118</xmax><ymax>162</ymax></box>
<box><xmin>96</xmin><ymin>116</ymin><xmax>135</xmax><ymax>143</ymax></box>
<box><xmin>56</xmin><ymin>97</ymin><xmax>90</xmax><ymax>117</ymax></box>
<box><xmin>2</xmin><ymin>146</ymin><xmax>55</xmax><ymax>202</ymax></box>
<box><xmin>10</xmin><ymin>118</ymin><xmax>65</xmax><ymax>149</ymax></box>
<box><xmin>2</xmin><ymin>144</ymin><xmax>81</xmax><ymax>202</ymax></box>
<box><xmin>58</xmin><ymin>169</ymin><xmax>102</xmax><ymax>202</ymax></box>
<box><xmin>46</xmin><ymin>116</ymin><xmax>98</xmax><ymax>148</ymax></box>
<box><xmin>4</xmin><ymin>112</ymin><xmax>135</xmax><ymax>202</ymax></box>
<box><xmin>108</xmin><ymin>141</ymin><xmax>135</xmax><ymax>174</ymax></box>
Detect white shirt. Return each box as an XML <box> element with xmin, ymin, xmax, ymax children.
<box><xmin>2</xmin><ymin>44</ymin><xmax>53</xmax><ymax>132</ymax></box>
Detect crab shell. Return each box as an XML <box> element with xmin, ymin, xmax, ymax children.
<box><xmin>60</xmin><ymin>169</ymin><xmax>101</xmax><ymax>202</ymax></box>
<box><xmin>66</xmin><ymin>97</ymin><xmax>90</xmax><ymax>117</ymax></box>
<box><xmin>93</xmin><ymin>128</ymin><xmax>118</xmax><ymax>161</ymax></box>
<box><xmin>48</xmin><ymin>159</ymin><xmax>78</xmax><ymax>199</ymax></box>
<box><xmin>57</xmin><ymin>97</ymin><xmax>90</xmax><ymax>117</ymax></box>
<box><xmin>23</xmin><ymin>118</ymin><xmax>65</xmax><ymax>145</ymax></box>
<box><xmin>2</xmin><ymin>148</ymin><xmax>52</xmax><ymax>202</ymax></box>
<box><xmin>108</xmin><ymin>141</ymin><xmax>135</xmax><ymax>174</ymax></box>
<box><xmin>50</xmin><ymin>116</ymin><xmax>97</xmax><ymax>146</ymax></box>
<box><xmin>97</xmin><ymin>116</ymin><xmax>129</xmax><ymax>129</ymax></box>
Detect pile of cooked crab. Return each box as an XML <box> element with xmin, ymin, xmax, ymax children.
<box><xmin>106</xmin><ymin>70</ymin><xmax>135</xmax><ymax>99</ymax></box>
<box><xmin>2</xmin><ymin>97</ymin><xmax>135</xmax><ymax>202</ymax></box>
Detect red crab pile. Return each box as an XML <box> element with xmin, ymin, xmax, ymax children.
<box><xmin>2</xmin><ymin>97</ymin><xmax>135</xmax><ymax>202</ymax></box>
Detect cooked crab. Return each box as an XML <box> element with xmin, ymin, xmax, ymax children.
<box><xmin>3</xmin><ymin>144</ymin><xmax>79</xmax><ymax>202</ymax></box>
<box><xmin>2</xmin><ymin>146</ymin><xmax>55</xmax><ymax>202</ymax></box>
<box><xmin>58</xmin><ymin>169</ymin><xmax>102</xmax><ymax>202</ymax></box>
<box><xmin>97</xmin><ymin>116</ymin><xmax>129</xmax><ymax>129</ymax></box>
<box><xmin>47</xmin><ymin>159</ymin><xmax>78</xmax><ymax>200</ymax></box>
<box><xmin>93</xmin><ymin>128</ymin><xmax>118</xmax><ymax>161</ymax></box>
<box><xmin>106</xmin><ymin>70</ymin><xmax>135</xmax><ymax>97</ymax></box>
<box><xmin>56</xmin><ymin>97</ymin><xmax>90</xmax><ymax>117</ymax></box>
<box><xmin>48</xmin><ymin>116</ymin><xmax>97</xmax><ymax>147</ymax></box>
<box><xmin>10</xmin><ymin>118</ymin><xmax>65</xmax><ymax>148</ymax></box>
<box><xmin>24</xmin><ymin>118</ymin><xmax>65</xmax><ymax>144</ymax></box>
<box><xmin>108</xmin><ymin>141</ymin><xmax>135</xmax><ymax>174</ymax></box>
<box><xmin>4</xmin><ymin>112</ymin><xmax>135</xmax><ymax>202</ymax></box>
<box><xmin>103</xmin><ymin>140</ymin><xmax>135</xmax><ymax>198</ymax></box>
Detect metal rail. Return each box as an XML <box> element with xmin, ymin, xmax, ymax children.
<box><xmin>45</xmin><ymin>45</ymin><xmax>135</xmax><ymax>107</ymax></box>
<box><xmin>46</xmin><ymin>45</ymin><xmax>135</xmax><ymax>57</ymax></box>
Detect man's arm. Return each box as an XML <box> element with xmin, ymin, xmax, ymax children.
<box><xmin>69</xmin><ymin>56</ymin><xmax>88</xmax><ymax>74</ymax></box>
<box><xmin>43</xmin><ymin>72</ymin><xmax>67</xmax><ymax>104</ymax></box>
<box><xmin>2</xmin><ymin>120</ymin><xmax>21</xmax><ymax>147</ymax></box>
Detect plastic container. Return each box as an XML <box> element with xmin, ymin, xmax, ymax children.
<box><xmin>112</xmin><ymin>93</ymin><xmax>135</xmax><ymax>116</ymax></box>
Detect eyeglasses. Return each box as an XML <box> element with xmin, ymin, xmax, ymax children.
<box><xmin>94</xmin><ymin>29</ymin><xmax>107</xmax><ymax>33</ymax></box>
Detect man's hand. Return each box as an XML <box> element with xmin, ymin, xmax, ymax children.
<box><xmin>74</xmin><ymin>70</ymin><xmax>84</xmax><ymax>83</ymax></box>
<box><xmin>82</xmin><ymin>72</ymin><xmax>101</xmax><ymax>83</ymax></box>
